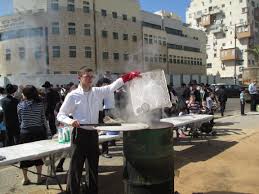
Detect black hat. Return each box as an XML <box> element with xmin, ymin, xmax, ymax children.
<box><xmin>42</xmin><ymin>81</ymin><xmax>52</xmax><ymax>88</ymax></box>
<box><xmin>5</xmin><ymin>84</ymin><xmax>18</xmax><ymax>94</ymax></box>
<box><xmin>0</xmin><ymin>87</ymin><xmax>4</xmax><ymax>94</ymax></box>
<box><xmin>96</xmin><ymin>77</ymin><xmax>111</xmax><ymax>87</ymax></box>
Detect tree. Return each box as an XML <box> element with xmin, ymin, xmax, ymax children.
<box><xmin>246</xmin><ymin>45</ymin><xmax>259</xmax><ymax>63</ymax></box>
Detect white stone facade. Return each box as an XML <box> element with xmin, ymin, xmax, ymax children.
<box><xmin>187</xmin><ymin>0</ymin><xmax>259</xmax><ymax>83</ymax></box>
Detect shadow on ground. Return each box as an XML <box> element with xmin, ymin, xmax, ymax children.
<box><xmin>175</xmin><ymin>140</ymin><xmax>238</xmax><ymax>170</ymax></box>
<box><xmin>201</xmin><ymin>192</ymin><xmax>251</xmax><ymax>194</ymax></box>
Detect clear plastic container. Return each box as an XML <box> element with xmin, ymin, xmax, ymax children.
<box><xmin>127</xmin><ymin>69</ymin><xmax>172</xmax><ymax>116</ymax></box>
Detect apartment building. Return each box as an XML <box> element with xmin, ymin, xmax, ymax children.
<box><xmin>187</xmin><ymin>0</ymin><xmax>259</xmax><ymax>83</ymax></box>
<box><xmin>0</xmin><ymin>0</ymin><xmax>141</xmax><ymax>75</ymax></box>
<box><xmin>142</xmin><ymin>10</ymin><xmax>207</xmax><ymax>76</ymax></box>
<box><xmin>0</xmin><ymin>0</ymin><xmax>206</xmax><ymax>80</ymax></box>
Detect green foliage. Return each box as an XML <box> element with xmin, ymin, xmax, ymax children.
<box><xmin>246</xmin><ymin>45</ymin><xmax>259</xmax><ymax>62</ymax></box>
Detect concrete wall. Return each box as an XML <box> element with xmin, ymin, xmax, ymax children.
<box><xmin>0</xmin><ymin>74</ymin><xmax>79</xmax><ymax>88</ymax></box>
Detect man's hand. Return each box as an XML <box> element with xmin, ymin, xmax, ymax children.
<box><xmin>70</xmin><ymin>120</ymin><xmax>80</xmax><ymax>128</ymax></box>
<box><xmin>121</xmin><ymin>71</ymin><xmax>141</xmax><ymax>83</ymax></box>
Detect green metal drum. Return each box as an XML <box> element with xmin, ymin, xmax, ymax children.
<box><xmin>123</xmin><ymin>122</ymin><xmax>174</xmax><ymax>194</ymax></box>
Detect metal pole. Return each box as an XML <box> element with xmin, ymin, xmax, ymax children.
<box><xmin>93</xmin><ymin>0</ymin><xmax>98</xmax><ymax>73</ymax></box>
<box><xmin>234</xmin><ymin>24</ymin><xmax>237</xmax><ymax>85</ymax></box>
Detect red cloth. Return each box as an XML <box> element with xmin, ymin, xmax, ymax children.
<box><xmin>121</xmin><ymin>71</ymin><xmax>141</xmax><ymax>83</ymax></box>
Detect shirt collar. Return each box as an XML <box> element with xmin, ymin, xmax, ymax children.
<box><xmin>78</xmin><ymin>84</ymin><xmax>92</xmax><ymax>94</ymax></box>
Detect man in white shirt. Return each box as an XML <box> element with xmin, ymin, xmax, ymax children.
<box><xmin>248</xmin><ymin>79</ymin><xmax>257</xmax><ymax>111</ymax></box>
<box><xmin>57</xmin><ymin>67</ymin><xmax>140</xmax><ymax>194</ymax></box>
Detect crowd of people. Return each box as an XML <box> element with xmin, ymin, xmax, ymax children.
<box><xmin>0</xmin><ymin>67</ymin><xmax>140</xmax><ymax>193</ymax></box>
<box><xmin>0</xmin><ymin>69</ymin><xmax>257</xmax><ymax>193</ymax></box>
<box><xmin>165</xmin><ymin>80</ymin><xmax>228</xmax><ymax>119</ymax></box>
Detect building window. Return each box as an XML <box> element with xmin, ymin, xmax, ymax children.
<box><xmin>69</xmin><ymin>46</ymin><xmax>76</xmax><ymax>58</ymax></box>
<box><xmin>83</xmin><ymin>1</ymin><xmax>90</xmax><ymax>13</ymax></box>
<box><xmin>132</xmin><ymin>35</ymin><xmax>137</xmax><ymax>42</ymax></box>
<box><xmin>70</xmin><ymin>71</ymin><xmax>77</xmax><ymax>74</ymax></box>
<box><xmin>52</xmin><ymin>22</ymin><xmax>60</xmax><ymax>34</ymax></box>
<box><xmin>113</xmin><ymin>53</ymin><xmax>119</xmax><ymax>60</ymax></box>
<box><xmin>112</xmin><ymin>12</ymin><xmax>118</xmax><ymax>18</ymax></box>
<box><xmin>84</xmin><ymin>24</ymin><xmax>91</xmax><ymax>36</ymax></box>
<box><xmin>144</xmin><ymin>34</ymin><xmax>148</xmax><ymax>44</ymax></box>
<box><xmin>113</xmin><ymin>32</ymin><xmax>119</xmax><ymax>39</ymax></box>
<box><xmin>68</xmin><ymin>22</ymin><xmax>76</xmax><ymax>35</ymax></box>
<box><xmin>163</xmin><ymin>37</ymin><xmax>167</xmax><ymax>46</ymax></box>
<box><xmin>103</xmin><ymin>51</ymin><xmax>109</xmax><ymax>59</ymax></box>
<box><xmin>132</xmin><ymin>17</ymin><xmax>136</xmax><ymax>22</ymax></box>
<box><xmin>102</xmin><ymin>30</ymin><xmax>108</xmax><ymax>38</ymax></box>
<box><xmin>35</xmin><ymin>47</ymin><xmax>42</xmax><ymax>59</ymax></box>
<box><xmin>85</xmin><ymin>47</ymin><xmax>92</xmax><ymax>58</ymax></box>
<box><xmin>101</xmin><ymin>9</ymin><xmax>107</xmax><ymax>16</ymax></box>
<box><xmin>207</xmin><ymin>63</ymin><xmax>212</xmax><ymax>68</ymax></box>
<box><xmin>5</xmin><ymin>49</ymin><xmax>11</xmax><ymax>61</ymax></box>
<box><xmin>53</xmin><ymin>46</ymin><xmax>60</xmax><ymax>58</ymax></box>
<box><xmin>149</xmin><ymin>35</ymin><xmax>153</xmax><ymax>44</ymax></box>
<box><xmin>51</xmin><ymin>0</ymin><xmax>59</xmax><ymax>10</ymax></box>
<box><xmin>123</xmin><ymin>33</ymin><xmax>128</xmax><ymax>40</ymax></box>
<box><xmin>19</xmin><ymin>47</ymin><xmax>25</xmax><ymax>60</ymax></box>
<box><xmin>133</xmin><ymin>55</ymin><xmax>138</xmax><ymax>62</ymax></box>
<box><xmin>122</xmin><ymin>14</ymin><xmax>127</xmax><ymax>20</ymax></box>
<box><xmin>67</xmin><ymin>0</ymin><xmax>75</xmax><ymax>12</ymax></box>
<box><xmin>145</xmin><ymin>56</ymin><xmax>149</xmax><ymax>62</ymax></box>
<box><xmin>124</xmin><ymin>53</ymin><xmax>129</xmax><ymax>61</ymax></box>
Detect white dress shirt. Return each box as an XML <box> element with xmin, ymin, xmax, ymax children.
<box><xmin>57</xmin><ymin>78</ymin><xmax>124</xmax><ymax>127</ymax></box>
<box><xmin>103</xmin><ymin>92</ymin><xmax>115</xmax><ymax>110</ymax></box>
<box><xmin>248</xmin><ymin>83</ymin><xmax>257</xmax><ymax>94</ymax></box>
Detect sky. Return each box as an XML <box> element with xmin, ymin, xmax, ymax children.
<box><xmin>0</xmin><ymin>0</ymin><xmax>191</xmax><ymax>21</ymax></box>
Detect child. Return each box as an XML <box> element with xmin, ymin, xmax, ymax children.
<box><xmin>240</xmin><ymin>88</ymin><xmax>246</xmax><ymax>116</ymax></box>
<box><xmin>186</xmin><ymin>95</ymin><xmax>200</xmax><ymax>114</ymax></box>
<box><xmin>0</xmin><ymin>111</ymin><xmax>6</xmax><ymax>147</ymax></box>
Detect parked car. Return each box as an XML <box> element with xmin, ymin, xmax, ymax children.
<box><xmin>210</xmin><ymin>83</ymin><xmax>241</xmax><ymax>98</ymax></box>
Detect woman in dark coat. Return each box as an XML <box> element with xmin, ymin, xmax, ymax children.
<box><xmin>17</xmin><ymin>85</ymin><xmax>47</xmax><ymax>185</ymax></box>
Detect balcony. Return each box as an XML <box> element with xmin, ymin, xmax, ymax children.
<box><xmin>220</xmin><ymin>48</ymin><xmax>241</xmax><ymax>61</ymax></box>
<box><xmin>200</xmin><ymin>15</ymin><xmax>212</xmax><ymax>27</ymax></box>
<box><xmin>209</xmin><ymin>6</ymin><xmax>222</xmax><ymax>15</ymax></box>
<box><xmin>194</xmin><ymin>11</ymin><xmax>202</xmax><ymax>19</ymax></box>
<box><xmin>236</xmin><ymin>24</ymin><xmax>253</xmax><ymax>39</ymax></box>
<box><xmin>210</xmin><ymin>24</ymin><xmax>224</xmax><ymax>34</ymax></box>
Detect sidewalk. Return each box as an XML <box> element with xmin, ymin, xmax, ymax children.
<box><xmin>1</xmin><ymin>111</ymin><xmax>259</xmax><ymax>194</ymax></box>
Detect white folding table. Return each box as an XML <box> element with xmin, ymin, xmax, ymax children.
<box><xmin>0</xmin><ymin>134</ymin><xmax>122</xmax><ymax>191</ymax></box>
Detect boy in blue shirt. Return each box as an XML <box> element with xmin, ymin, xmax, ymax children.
<box><xmin>240</xmin><ymin>88</ymin><xmax>246</xmax><ymax>116</ymax></box>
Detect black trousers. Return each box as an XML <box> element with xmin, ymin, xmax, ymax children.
<box><xmin>67</xmin><ymin>128</ymin><xmax>99</xmax><ymax>194</ymax></box>
<box><xmin>47</xmin><ymin>112</ymin><xmax>57</xmax><ymax>136</ymax></box>
<box><xmin>6</xmin><ymin>132</ymin><xmax>20</xmax><ymax>146</ymax></box>
<box><xmin>250</xmin><ymin>94</ymin><xmax>257</xmax><ymax>111</ymax></box>
<box><xmin>240</xmin><ymin>101</ymin><xmax>245</xmax><ymax>115</ymax></box>
<box><xmin>220</xmin><ymin>101</ymin><xmax>226</xmax><ymax>116</ymax></box>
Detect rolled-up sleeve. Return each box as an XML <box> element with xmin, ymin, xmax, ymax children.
<box><xmin>57</xmin><ymin>93</ymin><xmax>75</xmax><ymax>125</ymax></box>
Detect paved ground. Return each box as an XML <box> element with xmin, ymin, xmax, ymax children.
<box><xmin>0</xmin><ymin>98</ymin><xmax>258</xmax><ymax>194</ymax></box>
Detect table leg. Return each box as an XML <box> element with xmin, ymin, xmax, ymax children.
<box><xmin>46</xmin><ymin>154</ymin><xmax>63</xmax><ymax>191</ymax></box>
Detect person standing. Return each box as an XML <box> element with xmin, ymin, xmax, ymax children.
<box><xmin>57</xmin><ymin>67</ymin><xmax>140</xmax><ymax>194</ymax></box>
<box><xmin>0</xmin><ymin>84</ymin><xmax>20</xmax><ymax>146</ymax></box>
<box><xmin>248</xmin><ymin>79</ymin><xmax>257</xmax><ymax>112</ymax></box>
<box><xmin>17</xmin><ymin>85</ymin><xmax>48</xmax><ymax>185</ymax></box>
<box><xmin>216</xmin><ymin>85</ymin><xmax>228</xmax><ymax>116</ymax></box>
<box><xmin>240</xmin><ymin>88</ymin><xmax>246</xmax><ymax>115</ymax></box>
<box><xmin>42</xmin><ymin>81</ymin><xmax>60</xmax><ymax>136</ymax></box>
